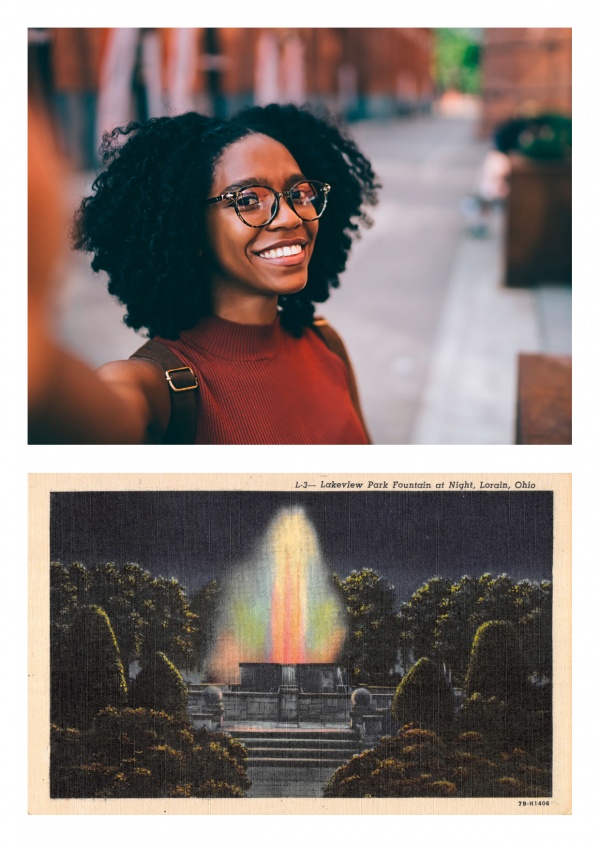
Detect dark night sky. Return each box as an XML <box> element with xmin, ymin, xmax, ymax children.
<box><xmin>50</xmin><ymin>490</ymin><xmax>553</xmax><ymax>604</ymax></box>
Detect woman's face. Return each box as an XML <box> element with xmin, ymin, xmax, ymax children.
<box><xmin>205</xmin><ymin>133</ymin><xmax>319</xmax><ymax>309</ymax></box>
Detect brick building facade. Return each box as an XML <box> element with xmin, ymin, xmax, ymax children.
<box><xmin>38</xmin><ymin>27</ymin><xmax>434</xmax><ymax>121</ymax></box>
<box><xmin>201</xmin><ymin>28</ymin><xmax>434</xmax><ymax>118</ymax></box>
<box><xmin>479</xmin><ymin>28</ymin><xmax>572</xmax><ymax>138</ymax></box>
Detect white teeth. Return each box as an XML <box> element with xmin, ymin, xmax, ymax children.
<box><xmin>259</xmin><ymin>244</ymin><xmax>303</xmax><ymax>259</ymax></box>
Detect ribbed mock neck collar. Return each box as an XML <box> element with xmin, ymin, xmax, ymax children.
<box><xmin>178</xmin><ymin>313</ymin><xmax>285</xmax><ymax>361</ymax></box>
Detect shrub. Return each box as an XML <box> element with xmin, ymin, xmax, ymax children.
<box><xmin>323</xmin><ymin>725</ymin><xmax>551</xmax><ymax>798</ymax></box>
<box><xmin>465</xmin><ymin>621</ymin><xmax>529</xmax><ymax>702</ymax></box>
<box><xmin>52</xmin><ymin>605</ymin><xmax>127</xmax><ymax>729</ymax></box>
<box><xmin>129</xmin><ymin>651</ymin><xmax>188</xmax><ymax>716</ymax></box>
<box><xmin>50</xmin><ymin>724</ymin><xmax>87</xmax><ymax>798</ymax></box>
<box><xmin>194</xmin><ymin>727</ymin><xmax>248</xmax><ymax>768</ymax></box>
<box><xmin>50</xmin><ymin>707</ymin><xmax>250</xmax><ymax>798</ymax></box>
<box><xmin>458</xmin><ymin>693</ymin><xmax>524</xmax><ymax>750</ymax></box>
<box><xmin>391</xmin><ymin>658</ymin><xmax>456</xmax><ymax>736</ymax></box>
<box><xmin>459</xmin><ymin>695</ymin><xmax>548</xmax><ymax>752</ymax></box>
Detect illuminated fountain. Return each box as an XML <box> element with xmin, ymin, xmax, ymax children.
<box><xmin>208</xmin><ymin>507</ymin><xmax>348</xmax><ymax>685</ymax></box>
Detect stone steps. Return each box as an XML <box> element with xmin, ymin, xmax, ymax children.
<box><xmin>245</xmin><ymin>756</ymin><xmax>354</xmax><ymax>768</ymax></box>
<box><xmin>229</xmin><ymin>727</ymin><xmax>354</xmax><ymax>738</ymax></box>
<box><xmin>229</xmin><ymin>727</ymin><xmax>361</xmax><ymax>767</ymax></box>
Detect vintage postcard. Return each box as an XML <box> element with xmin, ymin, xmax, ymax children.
<box><xmin>29</xmin><ymin>472</ymin><xmax>571</xmax><ymax>814</ymax></box>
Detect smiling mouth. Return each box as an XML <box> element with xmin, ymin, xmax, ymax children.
<box><xmin>257</xmin><ymin>244</ymin><xmax>304</xmax><ymax>259</ymax></box>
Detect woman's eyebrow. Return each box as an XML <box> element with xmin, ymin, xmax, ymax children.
<box><xmin>223</xmin><ymin>173</ymin><xmax>307</xmax><ymax>192</ymax></box>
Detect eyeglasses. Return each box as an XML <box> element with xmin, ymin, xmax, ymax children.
<box><xmin>207</xmin><ymin>179</ymin><xmax>331</xmax><ymax>228</ymax></box>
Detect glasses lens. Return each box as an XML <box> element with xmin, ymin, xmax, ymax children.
<box><xmin>289</xmin><ymin>181</ymin><xmax>327</xmax><ymax>220</ymax></box>
<box><xmin>236</xmin><ymin>186</ymin><xmax>276</xmax><ymax>225</ymax></box>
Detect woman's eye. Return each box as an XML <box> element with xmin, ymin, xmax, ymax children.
<box><xmin>292</xmin><ymin>186</ymin><xmax>316</xmax><ymax>204</ymax></box>
<box><xmin>237</xmin><ymin>192</ymin><xmax>261</xmax><ymax>208</ymax></box>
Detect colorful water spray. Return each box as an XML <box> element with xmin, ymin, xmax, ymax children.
<box><xmin>208</xmin><ymin>507</ymin><xmax>348</xmax><ymax>683</ymax></box>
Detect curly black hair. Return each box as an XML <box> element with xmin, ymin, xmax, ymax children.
<box><xmin>73</xmin><ymin>103</ymin><xmax>379</xmax><ymax>338</ymax></box>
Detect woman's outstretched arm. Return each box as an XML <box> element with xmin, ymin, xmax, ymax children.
<box><xmin>29</xmin><ymin>313</ymin><xmax>170</xmax><ymax>444</ymax></box>
<box><xmin>28</xmin><ymin>104</ymin><xmax>170</xmax><ymax>445</ymax></box>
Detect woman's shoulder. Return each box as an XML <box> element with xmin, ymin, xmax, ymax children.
<box><xmin>97</xmin><ymin>355</ymin><xmax>167</xmax><ymax>384</ymax></box>
<box><xmin>97</xmin><ymin>356</ymin><xmax>172</xmax><ymax>441</ymax></box>
<box><xmin>310</xmin><ymin>316</ymin><xmax>371</xmax><ymax>444</ymax></box>
<box><xmin>310</xmin><ymin>316</ymin><xmax>350</xmax><ymax>362</ymax></box>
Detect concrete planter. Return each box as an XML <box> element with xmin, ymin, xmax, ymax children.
<box><xmin>504</xmin><ymin>154</ymin><xmax>571</xmax><ymax>287</ymax></box>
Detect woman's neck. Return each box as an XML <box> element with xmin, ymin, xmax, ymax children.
<box><xmin>212</xmin><ymin>290</ymin><xmax>279</xmax><ymax>325</ymax></box>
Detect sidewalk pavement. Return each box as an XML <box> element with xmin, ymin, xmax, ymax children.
<box><xmin>323</xmin><ymin>117</ymin><xmax>571</xmax><ymax>445</ymax></box>
<box><xmin>246</xmin><ymin>763</ymin><xmax>338</xmax><ymax>798</ymax></box>
<box><xmin>411</xmin><ymin>211</ymin><xmax>571</xmax><ymax>444</ymax></box>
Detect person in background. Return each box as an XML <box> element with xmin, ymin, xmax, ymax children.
<box><xmin>460</xmin><ymin>104</ymin><xmax>571</xmax><ymax>238</ymax></box>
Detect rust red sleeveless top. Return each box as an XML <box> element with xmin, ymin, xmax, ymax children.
<box><xmin>156</xmin><ymin>314</ymin><xmax>369</xmax><ymax>445</ymax></box>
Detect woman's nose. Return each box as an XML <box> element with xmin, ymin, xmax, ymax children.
<box><xmin>268</xmin><ymin>194</ymin><xmax>301</xmax><ymax>228</ymax></box>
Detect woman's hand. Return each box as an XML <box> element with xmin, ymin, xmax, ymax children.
<box><xmin>29</xmin><ymin>327</ymin><xmax>170</xmax><ymax>444</ymax></box>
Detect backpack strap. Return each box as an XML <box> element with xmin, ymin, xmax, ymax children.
<box><xmin>312</xmin><ymin>317</ymin><xmax>371</xmax><ymax>443</ymax></box>
<box><xmin>130</xmin><ymin>340</ymin><xmax>199</xmax><ymax>445</ymax></box>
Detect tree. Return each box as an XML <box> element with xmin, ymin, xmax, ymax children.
<box><xmin>129</xmin><ymin>651</ymin><xmax>189</xmax><ymax>716</ymax></box>
<box><xmin>49</xmin><ymin>561</ymin><xmax>198</xmax><ymax>677</ymax></box>
<box><xmin>398</xmin><ymin>577</ymin><xmax>452</xmax><ymax>670</ymax></box>
<box><xmin>137</xmin><ymin>575</ymin><xmax>198</xmax><ymax>669</ymax></box>
<box><xmin>189</xmin><ymin>579</ymin><xmax>221</xmax><ymax>673</ymax></box>
<box><xmin>335</xmin><ymin>569</ymin><xmax>400</xmax><ymax>685</ymax></box>
<box><xmin>50</xmin><ymin>562</ymin><xmax>78</xmax><ymax>641</ymax></box>
<box><xmin>68</xmin><ymin>560</ymin><xmax>91</xmax><ymax>605</ymax></box>
<box><xmin>87</xmin><ymin>562</ymin><xmax>147</xmax><ymax>672</ymax></box>
<box><xmin>430</xmin><ymin>575</ymin><xmax>480</xmax><ymax>684</ymax></box>
<box><xmin>50</xmin><ymin>562</ymin><xmax>81</xmax><ymax>713</ymax></box>
<box><xmin>391</xmin><ymin>657</ymin><xmax>456</xmax><ymax>735</ymax></box>
<box><xmin>112</xmin><ymin>562</ymin><xmax>156</xmax><ymax>672</ymax></box>
<box><xmin>52</xmin><ymin>605</ymin><xmax>127</xmax><ymax>729</ymax></box>
<box><xmin>431</xmin><ymin>574</ymin><xmax>515</xmax><ymax>685</ymax></box>
<box><xmin>514</xmin><ymin>579</ymin><xmax>552</xmax><ymax>680</ymax></box>
<box><xmin>400</xmin><ymin>574</ymin><xmax>552</xmax><ymax>687</ymax></box>
<box><xmin>434</xmin><ymin>29</ymin><xmax>481</xmax><ymax>94</ymax></box>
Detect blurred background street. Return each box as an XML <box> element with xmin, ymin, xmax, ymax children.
<box><xmin>29</xmin><ymin>27</ymin><xmax>572</xmax><ymax>444</ymax></box>
<box><xmin>327</xmin><ymin>113</ymin><xmax>571</xmax><ymax>444</ymax></box>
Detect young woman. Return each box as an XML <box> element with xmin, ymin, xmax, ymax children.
<box><xmin>68</xmin><ymin>103</ymin><xmax>379</xmax><ymax>444</ymax></box>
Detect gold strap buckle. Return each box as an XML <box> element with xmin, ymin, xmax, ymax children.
<box><xmin>165</xmin><ymin>366</ymin><xmax>198</xmax><ymax>392</ymax></box>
